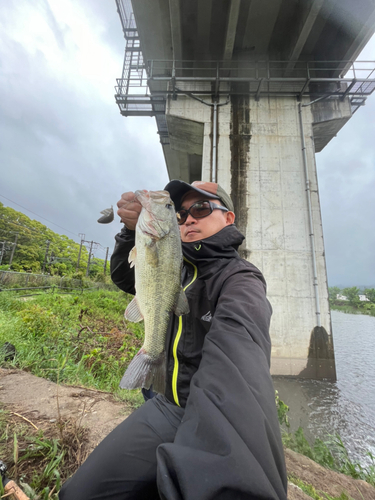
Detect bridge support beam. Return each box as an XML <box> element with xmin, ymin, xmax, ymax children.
<box><xmin>165</xmin><ymin>91</ymin><xmax>352</xmax><ymax>381</ymax></box>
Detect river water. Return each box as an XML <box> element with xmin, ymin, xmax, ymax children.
<box><xmin>273</xmin><ymin>310</ymin><xmax>375</xmax><ymax>463</ymax></box>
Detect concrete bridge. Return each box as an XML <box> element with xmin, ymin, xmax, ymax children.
<box><xmin>114</xmin><ymin>0</ymin><xmax>375</xmax><ymax>381</ymax></box>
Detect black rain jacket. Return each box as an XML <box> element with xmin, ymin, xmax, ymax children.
<box><xmin>110</xmin><ymin>224</ymin><xmax>287</xmax><ymax>499</ymax></box>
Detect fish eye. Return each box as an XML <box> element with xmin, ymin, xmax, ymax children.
<box><xmin>165</xmin><ymin>203</ymin><xmax>173</xmax><ymax>209</ymax></box>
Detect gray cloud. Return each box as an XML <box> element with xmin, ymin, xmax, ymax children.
<box><xmin>0</xmin><ymin>0</ymin><xmax>168</xmax><ymax>260</ymax></box>
<box><xmin>0</xmin><ymin>0</ymin><xmax>374</xmax><ymax>285</ymax></box>
<box><xmin>316</xmin><ymin>96</ymin><xmax>375</xmax><ymax>287</ymax></box>
<box><xmin>41</xmin><ymin>0</ymin><xmax>69</xmax><ymax>52</ymax></box>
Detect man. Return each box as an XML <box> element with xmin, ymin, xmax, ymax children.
<box><xmin>59</xmin><ymin>180</ymin><xmax>287</xmax><ymax>500</ymax></box>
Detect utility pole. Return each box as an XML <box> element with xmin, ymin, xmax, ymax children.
<box><xmin>42</xmin><ymin>240</ymin><xmax>51</xmax><ymax>273</ymax></box>
<box><xmin>104</xmin><ymin>247</ymin><xmax>109</xmax><ymax>275</ymax></box>
<box><xmin>76</xmin><ymin>235</ymin><xmax>85</xmax><ymax>272</ymax></box>
<box><xmin>86</xmin><ymin>240</ymin><xmax>94</xmax><ymax>277</ymax></box>
<box><xmin>8</xmin><ymin>233</ymin><xmax>18</xmax><ymax>269</ymax></box>
<box><xmin>0</xmin><ymin>241</ymin><xmax>5</xmax><ymax>265</ymax></box>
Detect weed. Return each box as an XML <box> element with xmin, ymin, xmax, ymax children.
<box><xmin>288</xmin><ymin>475</ymin><xmax>354</xmax><ymax>500</ymax></box>
<box><xmin>0</xmin><ymin>289</ymin><xmax>146</xmax><ymax>496</ymax></box>
<box><xmin>0</xmin><ymin>404</ymin><xmax>90</xmax><ymax>499</ymax></box>
<box><xmin>275</xmin><ymin>390</ymin><xmax>290</xmax><ymax>428</ymax></box>
<box><xmin>0</xmin><ymin>290</ymin><xmax>143</xmax><ymax>397</ymax></box>
<box><xmin>330</xmin><ymin>301</ymin><xmax>375</xmax><ymax>317</ymax></box>
<box><xmin>288</xmin><ymin>475</ymin><xmax>323</xmax><ymax>500</ymax></box>
<box><xmin>283</xmin><ymin>427</ymin><xmax>375</xmax><ymax>487</ymax></box>
<box><xmin>328</xmin><ymin>435</ymin><xmax>375</xmax><ymax>486</ymax></box>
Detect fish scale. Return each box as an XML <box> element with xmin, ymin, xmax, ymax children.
<box><xmin>119</xmin><ymin>190</ymin><xmax>189</xmax><ymax>394</ymax></box>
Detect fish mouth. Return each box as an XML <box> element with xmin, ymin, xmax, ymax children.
<box><xmin>135</xmin><ymin>190</ymin><xmax>171</xmax><ymax>207</ymax></box>
<box><xmin>135</xmin><ymin>190</ymin><xmax>171</xmax><ymax>239</ymax></box>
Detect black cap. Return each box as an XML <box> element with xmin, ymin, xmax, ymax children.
<box><xmin>164</xmin><ymin>180</ymin><xmax>234</xmax><ymax>212</ymax></box>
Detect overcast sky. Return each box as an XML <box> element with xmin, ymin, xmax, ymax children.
<box><xmin>0</xmin><ymin>0</ymin><xmax>374</xmax><ymax>287</ymax></box>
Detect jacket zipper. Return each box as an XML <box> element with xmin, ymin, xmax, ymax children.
<box><xmin>171</xmin><ymin>257</ymin><xmax>198</xmax><ymax>406</ymax></box>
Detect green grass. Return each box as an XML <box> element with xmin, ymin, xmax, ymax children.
<box><xmin>0</xmin><ymin>290</ymin><xmax>144</xmax><ymax>406</ymax></box>
<box><xmin>0</xmin><ymin>289</ymin><xmax>147</xmax><ymax>497</ymax></box>
<box><xmin>276</xmin><ymin>393</ymin><xmax>375</xmax><ymax>489</ymax></box>
<box><xmin>282</xmin><ymin>427</ymin><xmax>375</xmax><ymax>487</ymax></box>
<box><xmin>330</xmin><ymin>300</ymin><xmax>375</xmax><ymax>317</ymax></box>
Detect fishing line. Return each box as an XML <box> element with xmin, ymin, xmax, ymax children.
<box><xmin>0</xmin><ymin>193</ymin><xmax>78</xmax><ymax>237</ymax></box>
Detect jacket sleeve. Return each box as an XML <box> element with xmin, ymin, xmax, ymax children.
<box><xmin>110</xmin><ymin>227</ymin><xmax>136</xmax><ymax>295</ymax></box>
<box><xmin>157</xmin><ymin>266</ymin><xmax>288</xmax><ymax>500</ymax></box>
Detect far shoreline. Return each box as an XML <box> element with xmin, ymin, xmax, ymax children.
<box><xmin>330</xmin><ymin>301</ymin><xmax>375</xmax><ymax>317</ymax></box>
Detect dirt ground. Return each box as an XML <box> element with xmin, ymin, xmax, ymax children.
<box><xmin>0</xmin><ymin>368</ymin><xmax>131</xmax><ymax>455</ymax></box>
<box><xmin>1</xmin><ymin>368</ymin><xmax>374</xmax><ymax>500</ymax></box>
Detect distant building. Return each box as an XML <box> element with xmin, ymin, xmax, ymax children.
<box><xmin>336</xmin><ymin>294</ymin><xmax>369</xmax><ymax>301</ymax></box>
<box><xmin>359</xmin><ymin>295</ymin><xmax>370</xmax><ymax>301</ymax></box>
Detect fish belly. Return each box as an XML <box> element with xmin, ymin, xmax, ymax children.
<box><xmin>120</xmin><ymin>230</ymin><xmax>183</xmax><ymax>394</ymax></box>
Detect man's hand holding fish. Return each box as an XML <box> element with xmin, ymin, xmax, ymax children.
<box><xmin>117</xmin><ymin>190</ymin><xmax>144</xmax><ymax>230</ymax></box>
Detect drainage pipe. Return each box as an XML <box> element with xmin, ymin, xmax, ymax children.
<box><xmin>212</xmin><ymin>101</ymin><xmax>218</xmax><ymax>183</ymax></box>
<box><xmin>298</xmin><ymin>102</ymin><xmax>321</xmax><ymax>327</ymax></box>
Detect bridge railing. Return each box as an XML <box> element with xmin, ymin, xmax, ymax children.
<box><xmin>146</xmin><ymin>59</ymin><xmax>375</xmax><ymax>81</ymax></box>
<box><xmin>115</xmin><ymin>59</ymin><xmax>375</xmax><ymax>120</ymax></box>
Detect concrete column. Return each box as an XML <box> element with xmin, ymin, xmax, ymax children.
<box><xmin>165</xmin><ymin>90</ymin><xmax>348</xmax><ymax>381</ymax></box>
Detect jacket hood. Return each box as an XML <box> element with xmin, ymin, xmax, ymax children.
<box><xmin>181</xmin><ymin>224</ymin><xmax>245</xmax><ymax>266</ymax></box>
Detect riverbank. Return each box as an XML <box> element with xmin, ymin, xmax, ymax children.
<box><xmin>1</xmin><ymin>291</ymin><xmax>375</xmax><ymax>498</ymax></box>
<box><xmin>330</xmin><ymin>300</ymin><xmax>375</xmax><ymax>316</ymax></box>
<box><xmin>1</xmin><ymin>368</ymin><xmax>375</xmax><ymax>500</ymax></box>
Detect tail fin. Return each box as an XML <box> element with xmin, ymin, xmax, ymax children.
<box><xmin>119</xmin><ymin>348</ymin><xmax>166</xmax><ymax>395</ymax></box>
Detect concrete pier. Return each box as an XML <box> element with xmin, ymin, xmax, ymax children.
<box><xmin>164</xmin><ymin>92</ymin><xmax>352</xmax><ymax>380</ymax></box>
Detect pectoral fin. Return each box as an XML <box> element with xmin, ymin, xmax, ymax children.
<box><xmin>128</xmin><ymin>246</ymin><xmax>137</xmax><ymax>268</ymax></box>
<box><xmin>174</xmin><ymin>287</ymin><xmax>189</xmax><ymax>316</ymax></box>
<box><xmin>124</xmin><ymin>297</ymin><xmax>144</xmax><ymax>322</ymax></box>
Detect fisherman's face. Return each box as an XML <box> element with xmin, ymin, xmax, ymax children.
<box><xmin>178</xmin><ymin>191</ymin><xmax>235</xmax><ymax>243</ymax></box>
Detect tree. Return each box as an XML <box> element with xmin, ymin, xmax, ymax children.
<box><xmin>0</xmin><ymin>202</ymin><xmax>98</xmax><ymax>276</ymax></box>
<box><xmin>328</xmin><ymin>286</ymin><xmax>341</xmax><ymax>301</ymax></box>
<box><xmin>342</xmin><ymin>287</ymin><xmax>360</xmax><ymax>306</ymax></box>
<box><xmin>364</xmin><ymin>288</ymin><xmax>375</xmax><ymax>303</ymax></box>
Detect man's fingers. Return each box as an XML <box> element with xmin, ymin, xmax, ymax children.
<box><xmin>117</xmin><ymin>201</ymin><xmax>142</xmax><ymax>212</ymax></box>
<box><xmin>117</xmin><ymin>192</ymin><xmax>142</xmax><ymax>209</ymax></box>
<box><xmin>117</xmin><ymin>208</ymin><xmax>140</xmax><ymax>219</ymax></box>
<box><xmin>117</xmin><ymin>206</ymin><xmax>141</xmax><ymax>230</ymax></box>
<box><xmin>116</xmin><ymin>191</ymin><xmax>147</xmax><ymax>229</ymax></box>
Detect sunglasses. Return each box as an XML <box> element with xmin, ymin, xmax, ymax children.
<box><xmin>176</xmin><ymin>200</ymin><xmax>228</xmax><ymax>225</ymax></box>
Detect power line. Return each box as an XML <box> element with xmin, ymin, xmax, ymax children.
<box><xmin>0</xmin><ymin>201</ymin><xmax>111</xmax><ymax>266</ymax></box>
<box><xmin>0</xmin><ymin>193</ymin><xmax>78</xmax><ymax>237</ymax></box>
<box><xmin>0</xmin><ymin>228</ymin><xmax>73</xmax><ymax>249</ymax></box>
<box><xmin>0</xmin><ymin>226</ymin><xmax>108</xmax><ymax>259</ymax></box>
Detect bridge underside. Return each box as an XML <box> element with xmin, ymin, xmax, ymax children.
<box><xmin>116</xmin><ymin>0</ymin><xmax>375</xmax><ymax>153</ymax></box>
<box><xmin>132</xmin><ymin>0</ymin><xmax>375</xmax><ymax>64</ymax></box>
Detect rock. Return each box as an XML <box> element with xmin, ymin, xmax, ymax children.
<box><xmin>0</xmin><ymin>342</ymin><xmax>16</xmax><ymax>361</ymax></box>
<box><xmin>287</xmin><ymin>482</ymin><xmax>312</xmax><ymax>500</ymax></box>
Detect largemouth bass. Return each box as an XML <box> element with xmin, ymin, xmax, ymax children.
<box><xmin>119</xmin><ymin>190</ymin><xmax>189</xmax><ymax>394</ymax></box>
